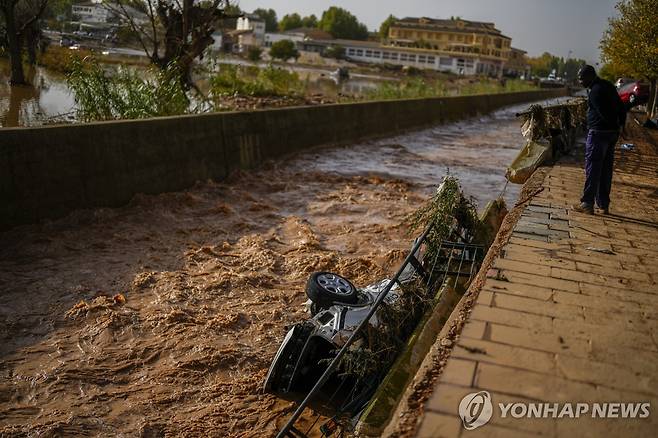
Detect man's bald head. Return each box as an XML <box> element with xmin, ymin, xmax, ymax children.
<box><xmin>578</xmin><ymin>65</ymin><xmax>597</xmax><ymax>88</ymax></box>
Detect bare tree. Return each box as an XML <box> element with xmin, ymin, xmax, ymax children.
<box><xmin>106</xmin><ymin>0</ymin><xmax>237</xmax><ymax>86</ymax></box>
<box><xmin>0</xmin><ymin>0</ymin><xmax>47</xmax><ymax>84</ymax></box>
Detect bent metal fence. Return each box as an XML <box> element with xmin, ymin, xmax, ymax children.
<box><xmin>275</xmin><ymin>177</ymin><xmax>485</xmax><ymax>438</ymax></box>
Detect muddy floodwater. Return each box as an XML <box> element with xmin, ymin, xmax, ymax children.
<box><xmin>0</xmin><ymin>99</ymin><xmax>565</xmax><ymax>436</ymax></box>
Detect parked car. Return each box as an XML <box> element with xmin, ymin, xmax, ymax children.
<box><xmin>618</xmin><ymin>81</ymin><xmax>650</xmax><ymax>107</ymax></box>
<box><xmin>615</xmin><ymin>77</ymin><xmax>635</xmax><ymax>89</ymax></box>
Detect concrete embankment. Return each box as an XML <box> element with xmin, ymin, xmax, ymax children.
<box><xmin>0</xmin><ymin>88</ymin><xmax>567</xmax><ymax>230</ymax></box>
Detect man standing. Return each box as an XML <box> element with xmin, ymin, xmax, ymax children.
<box><xmin>573</xmin><ymin>65</ymin><xmax>626</xmax><ymax>215</ymax></box>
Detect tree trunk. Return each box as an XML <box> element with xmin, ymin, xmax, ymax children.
<box><xmin>25</xmin><ymin>25</ymin><xmax>40</xmax><ymax>65</ymax></box>
<box><xmin>4</xmin><ymin>9</ymin><xmax>27</xmax><ymax>85</ymax></box>
<box><xmin>647</xmin><ymin>78</ymin><xmax>658</xmax><ymax>119</ymax></box>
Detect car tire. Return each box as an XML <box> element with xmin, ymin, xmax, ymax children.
<box><xmin>306</xmin><ymin>272</ymin><xmax>357</xmax><ymax>306</ymax></box>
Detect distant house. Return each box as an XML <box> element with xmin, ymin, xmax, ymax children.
<box><xmin>504</xmin><ymin>47</ymin><xmax>531</xmax><ymax>78</ymax></box>
<box><xmin>72</xmin><ymin>1</ymin><xmax>112</xmax><ymax>23</ymax></box>
<box><xmin>264</xmin><ymin>27</ymin><xmax>333</xmax><ymax>48</ymax></box>
<box><xmin>236</xmin><ymin>13</ymin><xmax>265</xmax><ymax>45</ymax></box>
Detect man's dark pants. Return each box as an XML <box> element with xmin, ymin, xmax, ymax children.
<box><xmin>581</xmin><ymin>130</ymin><xmax>618</xmax><ymax>209</ymax></box>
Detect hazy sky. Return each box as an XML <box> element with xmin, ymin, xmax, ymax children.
<box><xmin>235</xmin><ymin>0</ymin><xmax>620</xmax><ymax>65</ymax></box>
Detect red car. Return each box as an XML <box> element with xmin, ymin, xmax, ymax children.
<box><xmin>618</xmin><ymin>81</ymin><xmax>650</xmax><ymax>106</ymax></box>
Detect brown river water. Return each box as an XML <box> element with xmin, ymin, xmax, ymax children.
<box><xmin>0</xmin><ymin>98</ymin><xmax>566</xmax><ymax>436</ymax></box>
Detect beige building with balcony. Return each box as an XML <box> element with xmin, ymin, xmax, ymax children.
<box><xmin>386</xmin><ymin>17</ymin><xmax>513</xmax><ymax>76</ymax></box>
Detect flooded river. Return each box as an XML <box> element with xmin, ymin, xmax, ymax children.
<box><xmin>0</xmin><ymin>60</ymin><xmax>76</xmax><ymax>128</ymax></box>
<box><xmin>0</xmin><ymin>98</ymin><xmax>564</xmax><ymax>436</ymax></box>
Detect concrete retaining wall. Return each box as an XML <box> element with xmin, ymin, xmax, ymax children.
<box><xmin>0</xmin><ymin>88</ymin><xmax>568</xmax><ymax>230</ymax></box>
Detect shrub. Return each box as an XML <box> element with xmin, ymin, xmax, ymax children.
<box><xmin>269</xmin><ymin>40</ymin><xmax>299</xmax><ymax>61</ymax></box>
<box><xmin>66</xmin><ymin>57</ymin><xmax>190</xmax><ymax>121</ymax></box>
<box><xmin>246</xmin><ymin>46</ymin><xmax>263</xmax><ymax>62</ymax></box>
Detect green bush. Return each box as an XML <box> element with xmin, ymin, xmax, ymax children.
<box><xmin>246</xmin><ymin>46</ymin><xmax>263</xmax><ymax>62</ymax></box>
<box><xmin>66</xmin><ymin>58</ymin><xmax>190</xmax><ymax>121</ymax></box>
<box><xmin>269</xmin><ymin>40</ymin><xmax>299</xmax><ymax>61</ymax></box>
<box><xmin>210</xmin><ymin>64</ymin><xmax>306</xmax><ymax>98</ymax></box>
<box><xmin>364</xmin><ymin>77</ymin><xmax>536</xmax><ymax>101</ymax></box>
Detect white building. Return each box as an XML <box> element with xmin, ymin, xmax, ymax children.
<box><xmin>236</xmin><ymin>14</ymin><xmax>265</xmax><ymax>45</ymax></box>
<box><xmin>264</xmin><ymin>28</ymin><xmax>333</xmax><ymax>48</ymax></box>
<box><xmin>72</xmin><ymin>2</ymin><xmax>112</xmax><ymax>23</ymax></box>
<box><xmin>299</xmin><ymin>38</ymin><xmax>505</xmax><ymax>75</ymax></box>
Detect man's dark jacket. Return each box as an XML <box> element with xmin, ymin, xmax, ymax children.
<box><xmin>587</xmin><ymin>77</ymin><xmax>627</xmax><ymax>131</ymax></box>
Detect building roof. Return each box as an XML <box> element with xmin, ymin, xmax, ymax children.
<box><xmin>73</xmin><ymin>2</ymin><xmax>99</xmax><ymax>7</ymax></box>
<box><xmin>284</xmin><ymin>27</ymin><xmax>334</xmax><ymax>40</ymax></box>
<box><xmin>243</xmin><ymin>13</ymin><xmax>265</xmax><ymax>22</ymax></box>
<box><xmin>393</xmin><ymin>16</ymin><xmax>510</xmax><ymax>39</ymax></box>
<box><xmin>309</xmin><ymin>38</ymin><xmax>384</xmax><ymax>49</ymax></box>
<box><xmin>511</xmin><ymin>47</ymin><xmax>527</xmax><ymax>54</ymax></box>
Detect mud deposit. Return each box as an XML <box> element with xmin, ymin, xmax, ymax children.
<box><xmin>0</xmin><ymin>100</ymin><xmax>562</xmax><ymax>436</ymax></box>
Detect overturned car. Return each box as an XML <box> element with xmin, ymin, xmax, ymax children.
<box><xmin>265</xmin><ymin>177</ymin><xmax>507</xmax><ymax>435</ymax></box>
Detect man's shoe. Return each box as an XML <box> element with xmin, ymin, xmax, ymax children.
<box><xmin>595</xmin><ymin>206</ymin><xmax>610</xmax><ymax>215</ymax></box>
<box><xmin>572</xmin><ymin>203</ymin><xmax>594</xmax><ymax>214</ymax></box>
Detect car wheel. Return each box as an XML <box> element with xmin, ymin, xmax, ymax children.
<box><xmin>306</xmin><ymin>272</ymin><xmax>357</xmax><ymax>306</ymax></box>
<box><xmin>629</xmin><ymin>94</ymin><xmax>636</xmax><ymax>105</ymax></box>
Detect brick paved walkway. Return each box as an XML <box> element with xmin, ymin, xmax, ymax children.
<box><xmin>414</xmin><ymin>135</ymin><xmax>658</xmax><ymax>437</ymax></box>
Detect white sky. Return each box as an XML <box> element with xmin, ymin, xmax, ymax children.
<box><xmin>234</xmin><ymin>0</ymin><xmax>620</xmax><ymax>65</ymax></box>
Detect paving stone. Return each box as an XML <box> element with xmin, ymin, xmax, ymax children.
<box><xmin>416</xmin><ymin>411</ymin><xmax>462</xmax><ymax>438</ymax></box>
<box><xmin>500</xmin><ymin>270</ymin><xmax>580</xmax><ymax>293</ymax></box>
<box><xmin>453</xmin><ymin>338</ymin><xmax>555</xmax><ymax>375</ymax></box>
<box><xmin>556</xmin><ymin>354</ymin><xmax>658</xmax><ymax>396</ymax></box>
<box><xmin>486</xmin><ymin>323</ymin><xmax>589</xmax><ymax>356</ymax></box>
<box><xmin>438</xmin><ymin>358</ymin><xmax>477</xmax><ymax>387</ymax></box>
<box><xmin>484</xmin><ymin>281</ymin><xmax>553</xmax><ymax>301</ymax></box>
<box><xmin>495</xmin><ymin>258</ymin><xmax>552</xmax><ymax>277</ymax></box>
<box><xmin>492</xmin><ymin>293</ymin><xmax>582</xmax><ymax>320</ymax></box>
<box><xmin>470</xmin><ymin>304</ymin><xmax>553</xmax><ymax>332</ymax></box>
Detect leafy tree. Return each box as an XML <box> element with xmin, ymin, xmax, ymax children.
<box><xmin>246</xmin><ymin>45</ymin><xmax>262</xmax><ymax>61</ymax></box>
<box><xmin>379</xmin><ymin>14</ymin><xmax>397</xmax><ymax>39</ymax></box>
<box><xmin>279</xmin><ymin>12</ymin><xmax>302</xmax><ymax>31</ymax></box>
<box><xmin>269</xmin><ymin>39</ymin><xmax>299</xmax><ymax>61</ymax></box>
<box><xmin>44</xmin><ymin>0</ymin><xmax>70</xmax><ymax>20</ymax></box>
<box><xmin>254</xmin><ymin>7</ymin><xmax>277</xmax><ymax>32</ymax></box>
<box><xmin>324</xmin><ymin>44</ymin><xmax>345</xmax><ymax>59</ymax></box>
<box><xmin>598</xmin><ymin>63</ymin><xmax>631</xmax><ymax>82</ymax></box>
<box><xmin>601</xmin><ymin>0</ymin><xmax>658</xmax><ymax>117</ymax></box>
<box><xmin>107</xmin><ymin>0</ymin><xmax>236</xmax><ymax>87</ymax></box>
<box><xmin>301</xmin><ymin>14</ymin><xmax>317</xmax><ymax>28</ymax></box>
<box><xmin>527</xmin><ymin>52</ymin><xmax>586</xmax><ymax>81</ymax></box>
<box><xmin>0</xmin><ymin>0</ymin><xmax>48</xmax><ymax>84</ymax></box>
<box><xmin>318</xmin><ymin>6</ymin><xmax>368</xmax><ymax>40</ymax></box>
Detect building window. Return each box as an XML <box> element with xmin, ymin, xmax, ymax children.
<box><xmin>440</xmin><ymin>57</ymin><xmax>452</xmax><ymax>66</ymax></box>
<box><xmin>390</xmin><ymin>53</ymin><xmax>399</xmax><ymax>60</ymax></box>
<box><xmin>400</xmin><ymin>53</ymin><xmax>408</xmax><ymax>61</ymax></box>
<box><xmin>408</xmin><ymin>54</ymin><xmax>416</xmax><ymax>62</ymax></box>
<box><xmin>365</xmin><ymin>50</ymin><xmax>372</xmax><ymax>57</ymax></box>
<box><xmin>418</xmin><ymin>55</ymin><xmax>426</xmax><ymax>63</ymax></box>
<box><xmin>382</xmin><ymin>51</ymin><xmax>390</xmax><ymax>59</ymax></box>
<box><xmin>348</xmin><ymin>48</ymin><xmax>355</xmax><ymax>55</ymax></box>
<box><xmin>373</xmin><ymin>51</ymin><xmax>381</xmax><ymax>57</ymax></box>
<box><xmin>428</xmin><ymin>56</ymin><xmax>436</xmax><ymax>63</ymax></box>
<box><xmin>356</xmin><ymin>49</ymin><xmax>363</xmax><ymax>56</ymax></box>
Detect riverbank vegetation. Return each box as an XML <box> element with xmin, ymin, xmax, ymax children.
<box><xmin>62</xmin><ymin>56</ymin><xmax>538</xmax><ymax>122</ymax></box>
<box><xmin>66</xmin><ymin>59</ymin><xmax>190</xmax><ymax>121</ymax></box>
